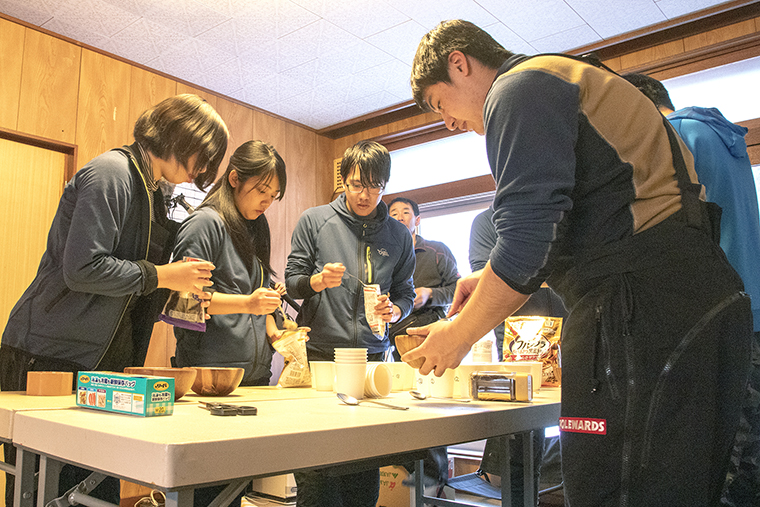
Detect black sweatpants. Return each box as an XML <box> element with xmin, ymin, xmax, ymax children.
<box><xmin>553</xmin><ymin>220</ymin><xmax>752</xmax><ymax>507</ymax></box>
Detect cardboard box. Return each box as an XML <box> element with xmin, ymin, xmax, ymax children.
<box><xmin>250</xmin><ymin>474</ymin><xmax>297</xmax><ymax>501</ymax></box>
<box><xmin>76</xmin><ymin>372</ymin><xmax>174</xmax><ymax>417</ymax></box>
<box><xmin>378</xmin><ymin>466</ymin><xmax>409</xmax><ymax>507</ymax></box>
<box><xmin>377</xmin><ymin>466</ymin><xmax>455</xmax><ymax>507</ymax></box>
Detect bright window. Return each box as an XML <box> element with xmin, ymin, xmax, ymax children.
<box><xmin>663</xmin><ymin>55</ymin><xmax>760</xmax><ymax>123</ymax></box>
<box><xmin>386</xmin><ymin>132</ymin><xmax>490</xmax><ymax>194</ymax></box>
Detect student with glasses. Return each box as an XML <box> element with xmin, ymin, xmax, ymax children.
<box><xmin>285</xmin><ymin>140</ymin><xmax>415</xmax><ymax>507</ymax></box>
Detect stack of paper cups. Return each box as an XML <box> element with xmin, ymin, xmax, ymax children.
<box><xmin>334</xmin><ymin>348</ymin><xmax>368</xmax><ymax>400</ymax></box>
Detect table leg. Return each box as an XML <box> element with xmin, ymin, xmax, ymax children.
<box><xmin>522</xmin><ymin>431</ymin><xmax>534</xmax><ymax>507</ymax></box>
<box><xmin>37</xmin><ymin>455</ymin><xmax>63</xmax><ymax>507</ymax></box>
<box><xmin>164</xmin><ymin>489</ymin><xmax>194</xmax><ymax>507</ymax></box>
<box><xmin>499</xmin><ymin>436</ymin><xmax>512</xmax><ymax>507</ymax></box>
<box><xmin>14</xmin><ymin>449</ymin><xmax>35</xmax><ymax>507</ymax></box>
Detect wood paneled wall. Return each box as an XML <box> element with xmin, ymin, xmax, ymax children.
<box><xmin>0</xmin><ymin>15</ymin><xmax>335</xmax><ymax>283</ymax></box>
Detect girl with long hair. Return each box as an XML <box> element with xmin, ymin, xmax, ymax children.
<box><xmin>172</xmin><ymin>140</ymin><xmax>288</xmax><ymax>386</ymax></box>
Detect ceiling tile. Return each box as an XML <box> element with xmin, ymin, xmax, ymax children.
<box><xmin>108</xmin><ymin>19</ymin><xmax>161</xmax><ymax>65</ymax></box>
<box><xmin>385</xmin><ymin>0</ymin><xmax>498</xmax><ymax>30</ymax></box>
<box><xmin>0</xmin><ymin>0</ymin><xmax>53</xmax><ymax>25</ymax></box>
<box><xmin>476</xmin><ymin>0</ymin><xmax>586</xmax><ymax>42</ymax></box>
<box><xmin>365</xmin><ymin>19</ymin><xmax>429</xmax><ymax>64</ymax></box>
<box><xmin>481</xmin><ymin>22</ymin><xmax>538</xmax><ymax>55</ymax></box>
<box><xmin>529</xmin><ymin>23</ymin><xmax>603</xmax><ymax>53</ymax></box>
<box><xmin>194</xmin><ymin>18</ymin><xmax>239</xmax><ymax>55</ymax></box>
<box><xmin>291</xmin><ymin>0</ymin><xmax>409</xmax><ymax>38</ymax></box>
<box><xmin>277</xmin><ymin>19</ymin><xmax>361</xmax><ymax>70</ymax></box>
<box><xmin>655</xmin><ymin>0</ymin><xmax>731</xmax><ymax>20</ymax></box>
<box><xmin>567</xmin><ymin>0</ymin><xmax>666</xmax><ymax>39</ymax></box>
<box><xmin>354</xmin><ymin>59</ymin><xmax>413</xmax><ymax>100</ymax></box>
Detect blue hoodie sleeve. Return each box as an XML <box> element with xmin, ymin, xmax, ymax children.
<box><xmin>285</xmin><ymin>210</ymin><xmax>320</xmax><ymax>299</ymax></box>
<box><xmin>484</xmin><ymin>69</ymin><xmax>577</xmax><ymax>294</ymax></box>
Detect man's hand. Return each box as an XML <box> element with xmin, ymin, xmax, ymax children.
<box><xmin>403</xmin><ymin>319</ymin><xmax>474</xmax><ymax>376</ymax></box>
<box><xmin>310</xmin><ymin>262</ymin><xmax>346</xmax><ymax>292</ymax></box>
<box><xmin>413</xmin><ymin>287</ymin><xmax>432</xmax><ymax>309</ymax></box>
<box><xmin>447</xmin><ymin>269</ymin><xmax>483</xmax><ymax>317</ymax></box>
<box><xmin>374</xmin><ymin>294</ymin><xmax>401</xmax><ymax>323</ymax></box>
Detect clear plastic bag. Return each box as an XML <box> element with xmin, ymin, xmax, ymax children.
<box><xmin>158</xmin><ymin>257</ymin><xmax>207</xmax><ymax>331</ymax></box>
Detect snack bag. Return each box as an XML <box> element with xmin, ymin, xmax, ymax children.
<box><xmin>272</xmin><ymin>327</ymin><xmax>312</xmax><ymax>388</ymax></box>
<box><xmin>503</xmin><ymin>316</ymin><xmax>562</xmax><ymax>387</ymax></box>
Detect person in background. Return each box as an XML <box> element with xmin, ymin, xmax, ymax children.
<box><xmin>172</xmin><ymin>140</ymin><xmax>288</xmax><ymax>387</ymax></box>
<box><xmin>388</xmin><ymin>196</ymin><xmax>460</xmax><ymax>360</ymax></box>
<box><xmin>623</xmin><ymin>72</ymin><xmax>760</xmax><ymax>507</ymax></box>
<box><xmin>402</xmin><ymin>20</ymin><xmax>751</xmax><ymax>506</ymax></box>
<box><xmin>469</xmin><ymin>206</ymin><xmax>565</xmax><ymax>361</ymax></box>
<box><xmin>285</xmin><ymin>140</ymin><xmax>415</xmax><ymax>507</ymax></box>
<box><xmin>0</xmin><ymin>94</ymin><xmax>229</xmax><ymax>505</ymax></box>
<box><xmin>387</xmin><ymin>196</ymin><xmax>459</xmax><ymax>492</ymax></box>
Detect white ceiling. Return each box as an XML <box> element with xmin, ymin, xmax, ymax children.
<box><xmin>0</xmin><ymin>0</ymin><xmax>739</xmax><ymax>130</ymax></box>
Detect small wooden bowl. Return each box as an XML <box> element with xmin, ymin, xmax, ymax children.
<box><xmin>123</xmin><ymin>367</ymin><xmax>197</xmax><ymax>400</ymax></box>
<box><xmin>190</xmin><ymin>367</ymin><xmax>244</xmax><ymax>396</ymax></box>
<box><xmin>395</xmin><ymin>335</ymin><xmax>426</xmax><ymax>369</ymax></box>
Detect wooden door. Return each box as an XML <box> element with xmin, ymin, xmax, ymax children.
<box><xmin>0</xmin><ymin>138</ymin><xmax>66</xmax><ymax>336</ymax></box>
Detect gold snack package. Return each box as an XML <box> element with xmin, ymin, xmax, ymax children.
<box><xmin>503</xmin><ymin>316</ymin><xmax>562</xmax><ymax>387</ymax></box>
<box><xmin>272</xmin><ymin>328</ymin><xmax>312</xmax><ymax>388</ymax></box>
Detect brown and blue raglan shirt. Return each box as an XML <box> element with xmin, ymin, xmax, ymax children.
<box><xmin>484</xmin><ymin>54</ymin><xmax>700</xmax><ymax>294</ymax></box>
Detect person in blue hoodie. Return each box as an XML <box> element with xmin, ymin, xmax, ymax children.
<box><xmin>172</xmin><ymin>140</ymin><xmax>288</xmax><ymax>387</ymax></box>
<box><xmin>624</xmin><ymin>72</ymin><xmax>760</xmax><ymax>507</ymax></box>
<box><xmin>285</xmin><ymin>140</ymin><xmax>415</xmax><ymax>507</ymax></box>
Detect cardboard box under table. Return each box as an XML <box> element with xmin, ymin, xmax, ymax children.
<box><xmin>76</xmin><ymin>372</ymin><xmax>175</xmax><ymax>417</ymax></box>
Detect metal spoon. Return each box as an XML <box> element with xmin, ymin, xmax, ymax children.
<box><xmin>337</xmin><ymin>392</ymin><xmax>408</xmax><ymax>410</ymax></box>
<box><xmin>410</xmin><ymin>390</ymin><xmax>470</xmax><ymax>403</ymax></box>
<box><xmin>342</xmin><ymin>271</ymin><xmax>371</xmax><ymax>288</ymax></box>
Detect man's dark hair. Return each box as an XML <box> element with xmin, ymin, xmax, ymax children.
<box><xmin>622</xmin><ymin>73</ymin><xmax>675</xmax><ymax>111</ymax></box>
<box><xmin>134</xmin><ymin>94</ymin><xmax>229</xmax><ymax>191</ymax></box>
<box><xmin>389</xmin><ymin>197</ymin><xmax>419</xmax><ymax>216</ymax></box>
<box><xmin>411</xmin><ymin>20</ymin><xmax>513</xmax><ymax>111</ymax></box>
<box><xmin>340</xmin><ymin>140</ymin><xmax>391</xmax><ymax>189</ymax></box>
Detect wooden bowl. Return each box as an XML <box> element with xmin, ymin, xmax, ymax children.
<box><xmin>394</xmin><ymin>335</ymin><xmax>426</xmax><ymax>369</ymax></box>
<box><xmin>190</xmin><ymin>367</ymin><xmax>244</xmax><ymax>396</ymax></box>
<box><xmin>123</xmin><ymin>367</ymin><xmax>197</xmax><ymax>400</ymax></box>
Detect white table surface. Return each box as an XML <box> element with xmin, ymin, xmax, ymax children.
<box><xmin>11</xmin><ymin>388</ymin><xmax>561</xmax><ymax>491</ymax></box>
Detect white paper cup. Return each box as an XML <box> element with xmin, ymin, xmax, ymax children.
<box><xmin>414</xmin><ymin>370</ymin><xmax>431</xmax><ymax>397</ymax></box>
<box><xmin>309</xmin><ymin>361</ymin><xmax>335</xmax><ymax>391</ymax></box>
<box><xmin>334</xmin><ymin>362</ymin><xmax>366</xmax><ymax>400</ymax></box>
<box><xmin>471</xmin><ymin>339</ymin><xmax>494</xmax><ymax>363</ymax></box>
<box><xmin>386</xmin><ymin>362</ymin><xmax>414</xmax><ymax>392</ymax></box>
<box><xmin>429</xmin><ymin>368</ymin><xmax>455</xmax><ymax>398</ymax></box>
<box><xmin>364</xmin><ymin>362</ymin><xmax>392</xmax><ymax>398</ymax></box>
